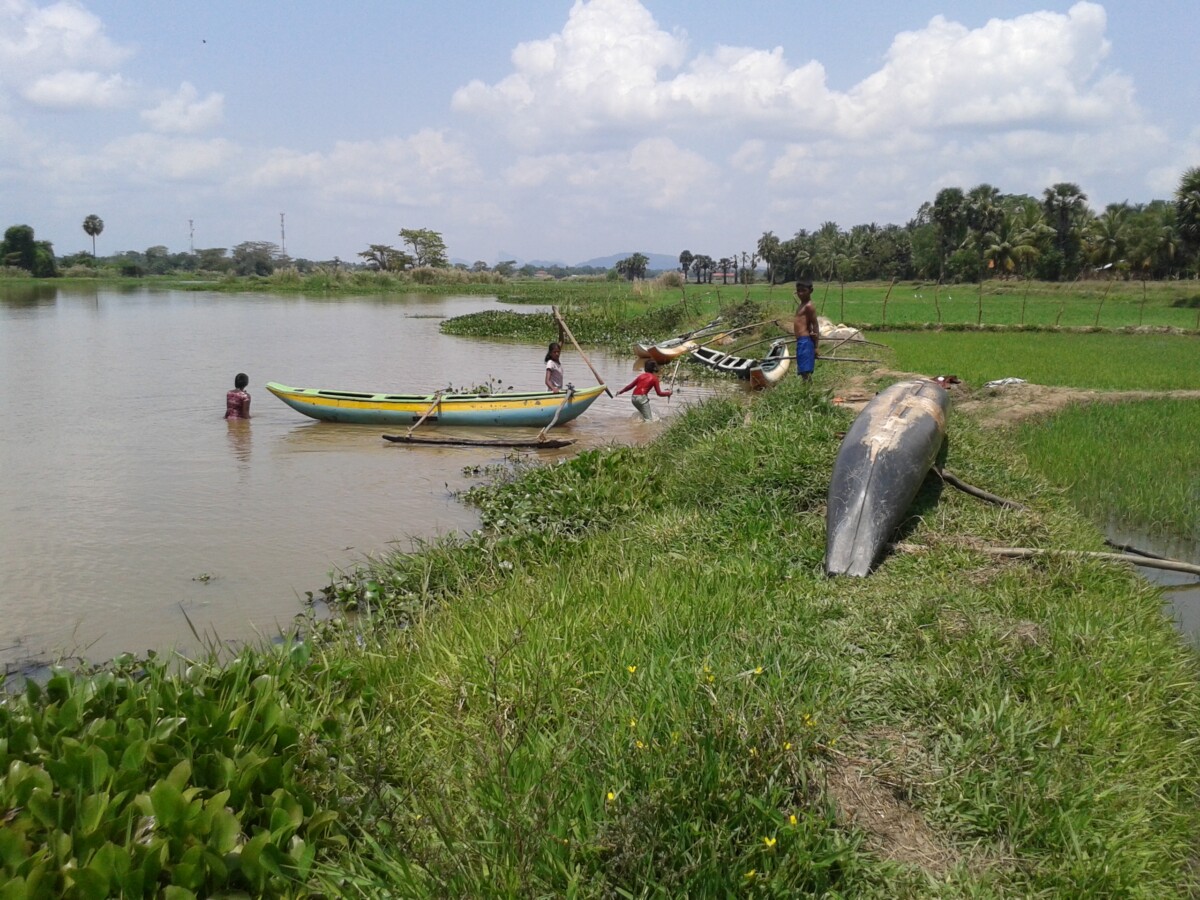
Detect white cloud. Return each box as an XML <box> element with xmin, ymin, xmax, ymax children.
<box><xmin>141</xmin><ymin>83</ymin><xmax>224</xmax><ymax>134</ymax></box>
<box><xmin>243</xmin><ymin>129</ymin><xmax>480</xmax><ymax>205</ymax></box>
<box><xmin>453</xmin><ymin>0</ymin><xmax>687</xmax><ymax>144</ymax></box>
<box><xmin>98</xmin><ymin>133</ymin><xmax>237</xmax><ymax>181</ymax></box>
<box><xmin>454</xmin><ymin>0</ymin><xmax>1135</xmax><ymax>147</ymax></box>
<box><xmin>23</xmin><ymin>68</ymin><xmax>130</xmax><ymax>107</ymax></box>
<box><xmin>0</xmin><ymin>0</ymin><xmax>133</xmax><ymax>108</ymax></box>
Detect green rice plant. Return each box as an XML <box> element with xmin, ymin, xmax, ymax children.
<box><xmin>882</xmin><ymin>331</ymin><xmax>1200</xmax><ymax>390</ymax></box>
<box><xmin>1016</xmin><ymin>398</ymin><xmax>1200</xmax><ymax>542</ymax></box>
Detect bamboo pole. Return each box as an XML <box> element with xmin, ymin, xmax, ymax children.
<box><xmin>694</xmin><ymin>319</ymin><xmax>779</xmax><ymax>348</ymax></box>
<box><xmin>552</xmin><ymin>306</ymin><xmax>612</xmax><ymax>397</ymax></box>
<box><xmin>977</xmin><ymin>546</ymin><xmax>1200</xmax><ymax>577</ymax></box>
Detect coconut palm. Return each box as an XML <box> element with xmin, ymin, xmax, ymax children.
<box><xmin>982</xmin><ymin>213</ymin><xmax>1042</xmax><ymax>278</ymax></box>
<box><xmin>1084</xmin><ymin>204</ymin><xmax>1131</xmax><ymax>268</ymax></box>
<box><xmin>82</xmin><ymin>215</ymin><xmax>104</xmax><ymax>258</ymax></box>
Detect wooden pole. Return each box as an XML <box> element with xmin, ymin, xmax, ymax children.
<box><xmin>552</xmin><ymin>307</ymin><xmax>612</xmax><ymax>397</ymax></box>
<box><xmin>406</xmin><ymin>391</ymin><xmax>443</xmax><ymax>437</ymax></box>
<box><xmin>694</xmin><ymin>319</ymin><xmax>779</xmax><ymax>348</ymax></box>
<box><xmin>666</xmin><ymin>357</ymin><xmax>683</xmax><ymax>404</ymax></box>
<box><xmin>537</xmin><ymin>386</ymin><xmax>575</xmax><ymax>441</ymax></box>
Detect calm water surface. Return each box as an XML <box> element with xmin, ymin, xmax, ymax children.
<box><xmin>0</xmin><ymin>286</ymin><xmax>722</xmax><ymax>668</ymax></box>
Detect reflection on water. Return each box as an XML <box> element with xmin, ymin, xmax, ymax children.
<box><xmin>0</xmin><ymin>287</ymin><xmax>725</xmax><ymax>669</ymax></box>
<box><xmin>226</xmin><ymin>419</ymin><xmax>252</xmax><ymax>464</ymax></box>
<box><xmin>1107</xmin><ymin>524</ymin><xmax>1200</xmax><ymax>644</ymax></box>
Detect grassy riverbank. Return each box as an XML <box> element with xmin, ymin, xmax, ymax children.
<box><xmin>6</xmin><ymin>372</ymin><xmax>1200</xmax><ymax>896</ymax></box>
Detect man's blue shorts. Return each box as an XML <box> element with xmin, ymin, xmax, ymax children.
<box><xmin>795</xmin><ymin>336</ymin><xmax>815</xmax><ymax>375</ymax></box>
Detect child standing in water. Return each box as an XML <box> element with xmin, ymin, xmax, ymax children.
<box><xmin>224</xmin><ymin>373</ymin><xmax>251</xmax><ymax>419</ymax></box>
<box><xmin>617</xmin><ymin>360</ymin><xmax>672</xmax><ymax>421</ymax></box>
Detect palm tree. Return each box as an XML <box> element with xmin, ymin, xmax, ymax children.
<box><xmin>678</xmin><ymin>250</ymin><xmax>694</xmax><ymax>281</ymax></box>
<box><xmin>1084</xmin><ymin>204</ymin><xmax>1131</xmax><ymax>269</ymax></box>
<box><xmin>932</xmin><ymin>187</ymin><xmax>967</xmax><ymax>280</ymax></box>
<box><xmin>756</xmin><ymin>232</ymin><xmax>781</xmax><ymax>284</ymax></box>
<box><xmin>982</xmin><ymin>212</ymin><xmax>1041</xmax><ymax>278</ymax></box>
<box><xmin>1175</xmin><ymin>166</ymin><xmax>1200</xmax><ymax>271</ymax></box>
<box><xmin>82</xmin><ymin>214</ymin><xmax>104</xmax><ymax>258</ymax></box>
<box><xmin>1041</xmin><ymin>183</ymin><xmax>1089</xmax><ymax>256</ymax></box>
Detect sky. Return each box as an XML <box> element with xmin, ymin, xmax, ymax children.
<box><xmin>2</xmin><ymin>0</ymin><xmax>1197</xmax><ymax>267</ymax></box>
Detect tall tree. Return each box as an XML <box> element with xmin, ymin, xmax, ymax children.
<box><xmin>1175</xmin><ymin>166</ymin><xmax>1200</xmax><ymax>271</ymax></box>
<box><xmin>2</xmin><ymin>224</ymin><xmax>37</xmax><ymax>272</ymax></box>
<box><xmin>615</xmin><ymin>252</ymin><xmax>648</xmax><ymax>280</ymax></box>
<box><xmin>932</xmin><ymin>188</ymin><xmax>967</xmax><ymax>280</ymax></box>
<box><xmin>756</xmin><ymin>232</ymin><xmax>781</xmax><ymax>284</ymax></box>
<box><xmin>399</xmin><ymin>228</ymin><xmax>449</xmax><ymax>268</ymax></box>
<box><xmin>1041</xmin><ymin>182</ymin><xmax>1090</xmax><ymax>272</ymax></box>
<box><xmin>231</xmin><ymin>241</ymin><xmax>279</xmax><ymax>276</ymax></box>
<box><xmin>358</xmin><ymin>244</ymin><xmax>412</xmax><ymax>272</ymax></box>
<box><xmin>678</xmin><ymin>249</ymin><xmax>694</xmax><ymax>281</ymax></box>
<box><xmin>82</xmin><ymin>214</ymin><xmax>104</xmax><ymax>258</ymax></box>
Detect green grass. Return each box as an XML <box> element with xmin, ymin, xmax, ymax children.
<box><xmin>304</xmin><ymin>382</ymin><xmax>1200</xmax><ymax>896</ymax></box>
<box><xmin>1015</xmin><ymin>398</ymin><xmax>1200</xmax><ymax>543</ymax></box>
<box><xmin>880</xmin><ymin>330</ymin><xmax>1200</xmax><ymax>390</ymax></box>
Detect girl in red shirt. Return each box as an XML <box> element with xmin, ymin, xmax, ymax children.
<box><xmin>617</xmin><ymin>360</ymin><xmax>672</xmax><ymax>421</ymax></box>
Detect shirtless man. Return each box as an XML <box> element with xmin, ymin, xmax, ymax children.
<box><xmin>793</xmin><ymin>278</ymin><xmax>820</xmax><ymax>381</ymax></box>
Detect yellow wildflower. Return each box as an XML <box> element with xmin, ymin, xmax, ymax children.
<box><xmin>763</xmin><ymin>836</ymin><xmax>777</xmax><ymax>849</ymax></box>
<box><xmin>789</xmin><ymin>814</ymin><xmax>798</xmax><ymax>826</ymax></box>
<box><xmin>744</xmin><ymin>869</ymin><xmax>756</xmax><ymax>881</ymax></box>
<box><xmin>606</xmin><ymin>791</ymin><xmax>615</xmax><ymax>802</ymax></box>
<box><xmin>635</xmin><ymin>740</ymin><xmax>645</xmax><ymax>750</ymax></box>
<box><xmin>783</xmin><ymin>742</ymin><xmax>792</xmax><ymax>751</ymax></box>
<box><xmin>754</xmin><ymin>666</ymin><xmax>764</xmax><ymax>675</ymax></box>
<box><xmin>629</xmin><ymin>717</ymin><xmax>637</xmax><ymax>729</ymax></box>
<box><xmin>627</xmin><ymin>665</ymin><xmax>637</xmax><ymax>674</ymax></box>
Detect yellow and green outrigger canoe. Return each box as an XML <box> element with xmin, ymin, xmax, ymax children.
<box><xmin>266</xmin><ymin>382</ymin><xmax>607</xmax><ymax>427</ymax></box>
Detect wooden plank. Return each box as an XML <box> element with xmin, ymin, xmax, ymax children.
<box><xmin>383</xmin><ymin>434</ymin><xmax>575</xmax><ymax>449</ymax></box>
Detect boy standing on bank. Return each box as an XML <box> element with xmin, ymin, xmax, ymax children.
<box><xmin>793</xmin><ymin>278</ymin><xmax>820</xmax><ymax>382</ymax></box>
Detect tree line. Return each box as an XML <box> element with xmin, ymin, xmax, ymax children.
<box><xmin>748</xmin><ymin>167</ymin><xmax>1200</xmax><ymax>287</ymax></box>
<box><xmin>3</xmin><ymin>167</ymin><xmax>1198</xmax><ymax>281</ymax></box>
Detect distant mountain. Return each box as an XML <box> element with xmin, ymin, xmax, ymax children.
<box><xmin>573</xmin><ymin>252</ymin><xmax>680</xmax><ymax>271</ymax></box>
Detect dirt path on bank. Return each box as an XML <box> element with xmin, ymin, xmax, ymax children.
<box><xmin>833</xmin><ymin>368</ymin><xmax>1200</xmax><ymax>428</ymax></box>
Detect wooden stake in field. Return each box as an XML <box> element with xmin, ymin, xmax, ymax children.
<box><xmin>552</xmin><ymin>306</ymin><xmax>613</xmax><ymax>397</ymax></box>
<box><xmin>881</xmin><ymin>277</ymin><xmax>895</xmax><ymax>325</ymax></box>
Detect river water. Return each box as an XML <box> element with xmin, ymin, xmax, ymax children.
<box><xmin>0</xmin><ymin>285</ymin><xmax>722</xmax><ymax>670</ymax></box>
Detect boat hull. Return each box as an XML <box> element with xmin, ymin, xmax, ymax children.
<box><xmin>748</xmin><ymin>341</ymin><xmax>791</xmax><ymax>388</ymax></box>
<box><xmin>267</xmin><ymin>382</ymin><xmax>606</xmax><ymax>427</ymax></box>
<box><xmin>647</xmin><ymin>340</ymin><xmax>698</xmax><ymax>363</ymax></box>
<box><xmin>824</xmin><ymin>379</ymin><xmax>948</xmax><ymax>577</ymax></box>
<box><xmin>690</xmin><ymin>345</ymin><xmax>757</xmax><ymax>379</ymax></box>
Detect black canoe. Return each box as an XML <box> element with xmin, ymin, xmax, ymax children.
<box><xmin>824</xmin><ymin>379</ymin><xmax>949</xmax><ymax>577</ymax></box>
<box><xmin>690</xmin><ymin>345</ymin><xmax>760</xmax><ymax>379</ymax></box>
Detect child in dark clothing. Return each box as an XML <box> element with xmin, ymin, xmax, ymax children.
<box><xmin>617</xmin><ymin>360</ymin><xmax>672</xmax><ymax>421</ymax></box>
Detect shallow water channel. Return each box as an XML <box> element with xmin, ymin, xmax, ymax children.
<box><xmin>0</xmin><ymin>285</ymin><xmax>723</xmax><ymax>669</ymax></box>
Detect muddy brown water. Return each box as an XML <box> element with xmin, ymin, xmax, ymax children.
<box><xmin>0</xmin><ymin>286</ymin><xmax>725</xmax><ymax>669</ymax></box>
